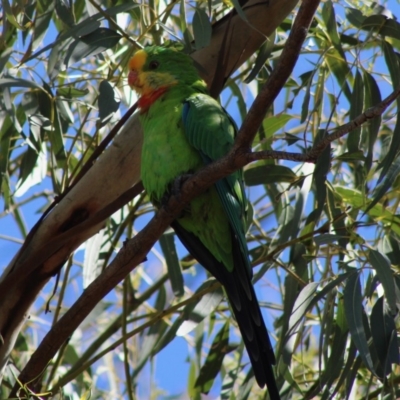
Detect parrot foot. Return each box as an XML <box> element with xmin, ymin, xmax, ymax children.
<box><xmin>172</xmin><ymin>173</ymin><xmax>193</xmax><ymax>196</ymax></box>
<box><xmin>161</xmin><ymin>173</ymin><xmax>193</xmax><ymax>216</ymax></box>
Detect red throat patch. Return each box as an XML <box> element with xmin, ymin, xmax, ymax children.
<box><xmin>138</xmin><ymin>87</ymin><xmax>168</xmax><ymax>112</ymax></box>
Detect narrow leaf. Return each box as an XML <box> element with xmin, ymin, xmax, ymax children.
<box><xmin>343</xmin><ymin>272</ymin><xmax>375</xmax><ymax>374</ymax></box>
<box><xmin>177</xmin><ymin>284</ymin><xmax>223</xmax><ymax>336</ymax></box>
<box><xmin>192</xmin><ymin>8</ymin><xmax>212</xmax><ymax>50</ymax></box>
<box><xmin>83</xmin><ymin>229</ymin><xmax>104</xmax><ymax>288</ymax></box>
<box><xmin>194</xmin><ymin>322</ymin><xmax>230</xmax><ymax>394</ymax></box>
<box><xmin>65</xmin><ymin>28</ymin><xmax>121</xmax><ymax>67</ymax></box>
<box><xmin>98</xmin><ymin>80</ymin><xmax>121</xmax><ymax>124</ymax></box>
<box><xmin>370</xmin><ymin>296</ymin><xmax>399</xmax><ymax>376</ymax></box>
<box><xmin>368</xmin><ymin>249</ymin><xmax>397</xmax><ymax>315</ymax></box>
<box><xmin>363</xmin><ymin>71</ymin><xmax>381</xmax><ymax>169</ymax></box>
<box><xmin>244</xmin><ymin>164</ymin><xmax>297</xmax><ymax>186</ymax></box>
<box><xmin>244</xmin><ymin>32</ymin><xmax>275</xmax><ymax>83</ymax></box>
<box><xmin>159</xmin><ymin>231</ymin><xmax>184</xmax><ymax>297</ymax></box>
<box><xmin>347</xmin><ymin>70</ymin><xmax>364</xmax><ymax>152</ymax></box>
<box><xmin>378</xmin><ymin>42</ymin><xmax>400</xmax><ymax>182</ymax></box>
<box><xmin>287</xmin><ymin>282</ymin><xmax>319</xmax><ymax>337</ymax></box>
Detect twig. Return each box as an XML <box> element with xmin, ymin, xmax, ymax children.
<box><xmin>305</xmin><ymin>86</ymin><xmax>400</xmax><ymax>161</ymax></box>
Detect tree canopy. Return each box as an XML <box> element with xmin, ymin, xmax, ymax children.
<box><xmin>1</xmin><ymin>0</ymin><xmax>400</xmax><ymax>398</ymax></box>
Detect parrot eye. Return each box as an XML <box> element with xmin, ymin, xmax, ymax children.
<box><xmin>148</xmin><ymin>60</ymin><xmax>160</xmax><ymax>70</ymax></box>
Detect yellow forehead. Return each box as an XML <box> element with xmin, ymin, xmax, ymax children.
<box><xmin>129</xmin><ymin>49</ymin><xmax>147</xmax><ymax>70</ymax></box>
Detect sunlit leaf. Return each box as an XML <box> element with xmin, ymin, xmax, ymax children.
<box><xmin>368</xmin><ymin>249</ymin><xmax>397</xmax><ymax>315</ymax></box>
<box><xmin>194</xmin><ymin>322</ymin><xmax>230</xmax><ymax>394</ymax></box>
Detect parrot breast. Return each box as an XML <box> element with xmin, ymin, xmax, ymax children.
<box><xmin>139</xmin><ymin>91</ymin><xmax>202</xmax><ymax>201</ymax></box>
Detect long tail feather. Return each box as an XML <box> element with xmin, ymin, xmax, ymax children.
<box><xmin>171</xmin><ymin>222</ymin><xmax>280</xmax><ymax>399</ymax></box>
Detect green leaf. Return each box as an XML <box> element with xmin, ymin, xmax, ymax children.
<box><xmin>35</xmin><ymin>81</ymin><xmax>66</xmax><ymax>170</ymax></box>
<box><xmin>244</xmin><ymin>32</ymin><xmax>275</xmax><ymax>83</ymax></box>
<box><xmin>365</xmin><ymin>155</ymin><xmax>400</xmax><ymax>214</ymax></box>
<box><xmin>25</xmin><ymin>3</ymin><xmax>138</xmax><ymax>63</ymax></box>
<box><xmin>177</xmin><ymin>283</ymin><xmax>223</xmax><ymax>336</ymax></box>
<box><xmin>312</xmin><ymin>143</ymin><xmax>330</xmax><ymax>219</ymax></box>
<box><xmin>154</xmin><ymin>280</ymin><xmax>220</xmax><ymax>353</ymax></box>
<box><xmin>324</xmin><ymin>47</ymin><xmax>351</xmax><ymax>100</ymax></box>
<box><xmin>345</xmin><ymin>8</ymin><xmax>365</xmax><ymax>28</ymax></box>
<box><xmin>334</xmin><ymin>186</ymin><xmax>400</xmax><ymax>236</ymax></box>
<box><xmin>368</xmin><ymin>249</ymin><xmax>397</xmax><ymax>315</ymax></box>
<box><xmin>378</xmin><ymin>42</ymin><xmax>400</xmax><ymax>182</ymax></box>
<box><xmin>287</xmin><ymin>282</ymin><xmax>319</xmax><ymax>337</ymax></box>
<box><xmin>98</xmin><ymin>80</ymin><xmax>121</xmax><ymax>124</ymax></box>
<box><xmin>262</xmin><ymin>113</ymin><xmax>293</xmax><ymax>138</ymax></box>
<box><xmin>0</xmin><ymin>117</ymin><xmax>12</xmax><ymax>194</ymax></box>
<box><xmin>300</xmin><ymin>69</ymin><xmax>315</xmax><ymax>123</ymax></box>
<box><xmin>17</xmin><ymin>146</ymin><xmax>40</xmax><ymax>190</ymax></box>
<box><xmin>322</xmin><ymin>0</ymin><xmax>341</xmax><ymax>48</ymax></box>
<box><xmin>370</xmin><ymin>296</ymin><xmax>399</xmax><ymax>377</ymax></box>
<box><xmin>335</xmin><ymin>150</ymin><xmax>366</xmax><ymax>161</ymax></box>
<box><xmin>244</xmin><ymin>164</ymin><xmax>297</xmax><ymax>186</ymax></box>
<box><xmin>132</xmin><ymin>286</ymin><xmax>169</xmax><ymax>380</ymax></box>
<box><xmin>194</xmin><ymin>322</ymin><xmax>230</xmax><ymax>394</ymax></box>
<box><xmin>319</xmin><ymin>295</ymin><xmax>349</xmax><ymax>392</ymax></box>
<box><xmin>57</xmin><ymin>87</ymin><xmax>89</xmax><ymax>98</ymax></box>
<box><xmin>3</xmin><ymin>0</ymin><xmax>26</xmax><ymax>29</ymax></box>
<box><xmin>65</xmin><ymin>28</ymin><xmax>122</xmax><ymax>67</ymax></box>
<box><xmin>314</xmin><ymin>234</ymin><xmax>345</xmax><ymax>246</ymax></box>
<box><xmin>347</xmin><ymin>70</ymin><xmax>364</xmax><ymax>152</ymax></box>
<box><xmin>83</xmin><ymin>230</ymin><xmax>104</xmax><ymax>288</ymax></box>
<box><xmin>192</xmin><ymin>8</ymin><xmax>211</xmax><ymax>50</ymax></box>
<box><xmin>363</xmin><ymin>71</ymin><xmax>381</xmax><ymax>169</ymax></box>
<box><xmin>55</xmin><ymin>0</ymin><xmax>75</xmax><ymax>27</ymax></box>
<box><xmin>230</xmin><ymin>0</ymin><xmax>248</xmax><ymax>22</ymax></box>
<box><xmin>159</xmin><ymin>231</ymin><xmax>184</xmax><ymax>297</ymax></box>
<box><xmin>380</xmin><ymin>234</ymin><xmax>400</xmax><ymax>266</ymax></box>
<box><xmin>0</xmin><ymin>76</ymin><xmax>44</xmax><ymax>90</ymax></box>
<box><xmin>362</xmin><ymin>15</ymin><xmax>400</xmax><ymax>41</ymax></box>
<box><xmin>343</xmin><ymin>271</ymin><xmax>375</xmax><ymax>374</ymax></box>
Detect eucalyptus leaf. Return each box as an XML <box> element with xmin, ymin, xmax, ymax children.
<box><xmin>194</xmin><ymin>322</ymin><xmax>230</xmax><ymax>394</ymax></box>
<box><xmin>192</xmin><ymin>8</ymin><xmax>212</xmax><ymax>50</ymax></box>
<box><xmin>368</xmin><ymin>249</ymin><xmax>397</xmax><ymax>315</ymax></box>
<box><xmin>343</xmin><ymin>272</ymin><xmax>375</xmax><ymax>374</ymax></box>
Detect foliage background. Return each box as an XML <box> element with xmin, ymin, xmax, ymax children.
<box><xmin>1</xmin><ymin>0</ymin><xmax>400</xmax><ymax>398</ymax></box>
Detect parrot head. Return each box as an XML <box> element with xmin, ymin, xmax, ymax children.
<box><xmin>128</xmin><ymin>46</ymin><xmax>206</xmax><ymax>109</ymax></box>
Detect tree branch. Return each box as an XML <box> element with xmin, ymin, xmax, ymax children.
<box><xmin>306</xmin><ymin>86</ymin><xmax>400</xmax><ymax>161</ymax></box>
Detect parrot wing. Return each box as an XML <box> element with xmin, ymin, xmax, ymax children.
<box><xmin>181</xmin><ymin>93</ymin><xmax>251</xmax><ymax>277</ymax></box>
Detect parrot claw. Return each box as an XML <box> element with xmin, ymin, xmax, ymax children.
<box><xmin>172</xmin><ymin>173</ymin><xmax>193</xmax><ymax>195</ymax></box>
<box><xmin>161</xmin><ymin>173</ymin><xmax>193</xmax><ymax>215</ymax></box>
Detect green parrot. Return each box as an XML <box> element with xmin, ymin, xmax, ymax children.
<box><xmin>128</xmin><ymin>45</ymin><xmax>279</xmax><ymax>398</ymax></box>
